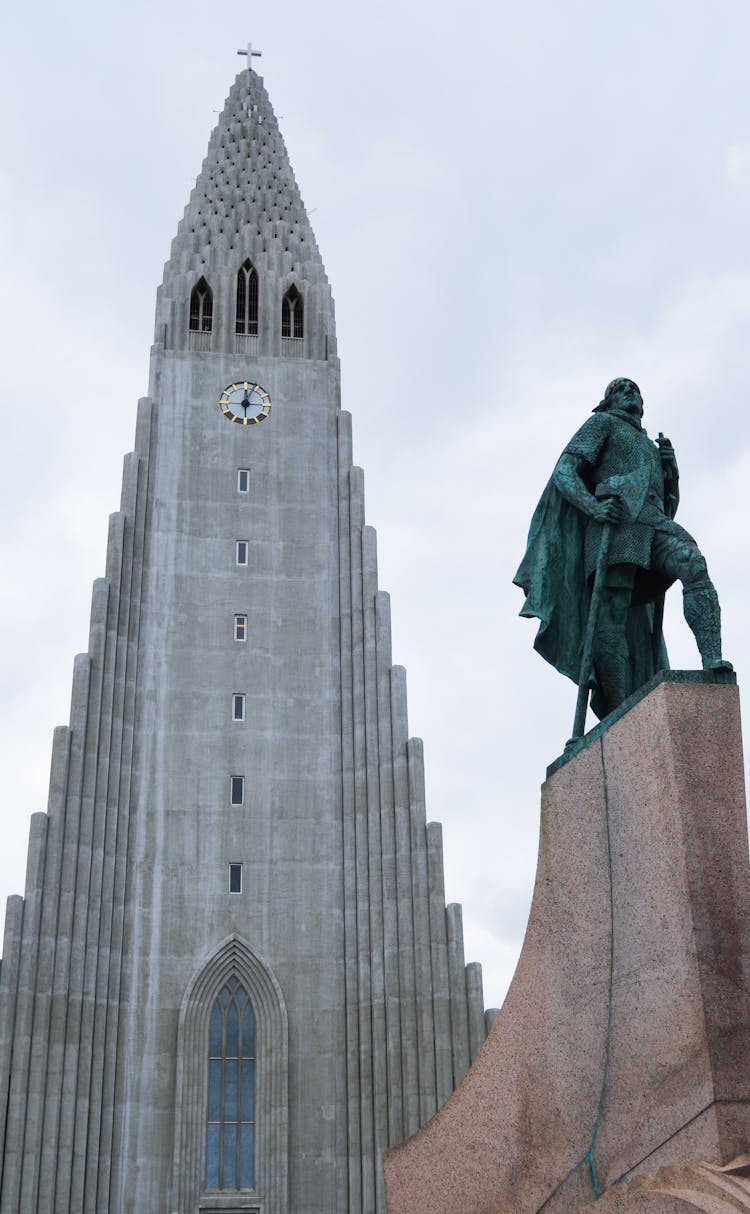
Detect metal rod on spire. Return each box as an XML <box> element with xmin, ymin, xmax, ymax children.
<box><xmin>237</xmin><ymin>43</ymin><xmax>262</xmax><ymax>70</ymax></box>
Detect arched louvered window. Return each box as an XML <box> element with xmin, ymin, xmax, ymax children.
<box><xmin>281</xmin><ymin>285</ymin><xmax>303</xmax><ymax>356</ymax></box>
<box><xmin>206</xmin><ymin>976</ymin><xmax>256</xmax><ymax>1191</ymax></box>
<box><xmin>236</xmin><ymin>260</ymin><xmax>259</xmax><ymax>336</ymax></box>
<box><xmin>189</xmin><ymin>277</ymin><xmax>213</xmax><ymax>332</ymax></box>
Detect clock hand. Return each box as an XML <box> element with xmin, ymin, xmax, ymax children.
<box><xmin>242</xmin><ymin>391</ymin><xmax>251</xmax><ymax>415</ymax></box>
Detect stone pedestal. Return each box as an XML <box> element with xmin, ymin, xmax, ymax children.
<box><xmin>384</xmin><ymin>674</ymin><xmax>750</xmax><ymax>1213</ymax></box>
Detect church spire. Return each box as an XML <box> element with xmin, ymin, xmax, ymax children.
<box><xmin>0</xmin><ymin>59</ymin><xmax>488</xmax><ymax>1214</ymax></box>
<box><xmin>155</xmin><ymin>66</ymin><xmax>336</xmax><ymax>360</ymax></box>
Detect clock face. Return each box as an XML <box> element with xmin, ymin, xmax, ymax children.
<box><xmin>219</xmin><ymin>380</ymin><xmax>272</xmax><ymax>425</ymax></box>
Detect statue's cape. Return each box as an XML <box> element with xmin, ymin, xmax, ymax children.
<box><xmin>513</xmin><ymin>478</ymin><xmax>667</xmax><ymax>720</ymax></box>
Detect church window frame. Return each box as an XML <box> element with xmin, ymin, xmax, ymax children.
<box><xmin>235</xmin><ymin>259</ymin><xmax>259</xmax><ymax>337</ymax></box>
<box><xmin>237</xmin><ymin>469</ymin><xmax>250</xmax><ymax>493</ymax></box>
<box><xmin>232</xmin><ymin>695</ymin><xmax>245</xmax><ymax>722</ymax></box>
<box><xmin>234</xmin><ymin>615</ymin><xmax>247</xmax><ymax>642</ymax></box>
<box><xmin>281</xmin><ymin>284</ymin><xmax>304</xmax><ymax>356</ymax></box>
<box><xmin>281</xmin><ymin>284</ymin><xmax>303</xmax><ymax>337</ymax></box>
<box><xmin>229</xmin><ymin>864</ymin><xmax>243</xmax><ymax>893</ymax></box>
<box><xmin>236</xmin><ymin>540</ymin><xmax>248</xmax><ymax>566</ymax></box>
<box><xmin>230</xmin><ymin>776</ymin><xmax>245</xmax><ymax>805</ymax></box>
<box><xmin>189</xmin><ymin>277</ymin><xmax>213</xmax><ymax>332</ymax></box>
<box><xmin>172</xmin><ymin>935</ymin><xmax>289</xmax><ymax>1213</ymax></box>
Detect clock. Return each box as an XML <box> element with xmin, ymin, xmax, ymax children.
<box><xmin>219</xmin><ymin>380</ymin><xmax>272</xmax><ymax>425</ymax></box>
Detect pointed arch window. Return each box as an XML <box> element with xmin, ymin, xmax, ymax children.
<box><xmin>189</xmin><ymin>277</ymin><xmax>213</xmax><ymax>350</ymax></box>
<box><xmin>190</xmin><ymin>277</ymin><xmax>213</xmax><ymax>331</ymax></box>
<box><xmin>206</xmin><ymin>977</ymin><xmax>256</xmax><ymax>1190</ymax></box>
<box><xmin>235</xmin><ymin>260</ymin><xmax>259</xmax><ymax>354</ymax></box>
<box><xmin>236</xmin><ymin>260</ymin><xmax>259</xmax><ymax>336</ymax></box>
<box><xmin>173</xmin><ymin>935</ymin><xmax>288</xmax><ymax>1212</ymax></box>
<box><xmin>281</xmin><ymin>284</ymin><xmax>304</xmax><ymax>356</ymax></box>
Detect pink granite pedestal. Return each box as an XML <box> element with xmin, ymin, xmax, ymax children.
<box><xmin>384</xmin><ymin>675</ymin><xmax>750</xmax><ymax>1214</ymax></box>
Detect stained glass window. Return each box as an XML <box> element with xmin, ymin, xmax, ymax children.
<box><xmin>206</xmin><ymin>978</ymin><xmax>256</xmax><ymax>1190</ymax></box>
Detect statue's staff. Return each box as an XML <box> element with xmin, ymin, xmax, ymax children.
<box><xmin>650</xmin><ymin>432</ymin><xmax>676</xmax><ymax>671</ymax></box>
<box><xmin>651</xmin><ymin>594</ymin><xmax>665</xmax><ymax>671</ymax></box>
<box><xmin>568</xmin><ymin>485</ymin><xmax>622</xmax><ymax>744</ymax></box>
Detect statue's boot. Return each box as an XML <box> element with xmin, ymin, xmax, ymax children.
<box><xmin>594</xmin><ymin>627</ymin><xmax>631</xmax><ymax>715</ymax></box>
<box><xmin>683</xmin><ymin>583</ymin><xmax>734</xmax><ymax>672</ymax></box>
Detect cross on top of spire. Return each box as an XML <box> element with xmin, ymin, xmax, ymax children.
<box><xmin>237</xmin><ymin>42</ymin><xmax>262</xmax><ymax>70</ymax></box>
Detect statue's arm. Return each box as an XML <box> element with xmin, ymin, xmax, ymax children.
<box><xmin>552</xmin><ymin>453</ymin><xmax>623</xmax><ymax>524</ymax></box>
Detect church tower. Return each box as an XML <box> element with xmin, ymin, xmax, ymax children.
<box><xmin>0</xmin><ymin>56</ymin><xmax>489</xmax><ymax>1214</ymax></box>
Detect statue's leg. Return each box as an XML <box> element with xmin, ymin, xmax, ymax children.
<box><xmin>684</xmin><ymin>586</ymin><xmax>722</xmax><ymax>667</ymax></box>
<box><xmin>594</xmin><ymin>575</ymin><xmax>633</xmax><ymax>714</ymax></box>
<box><xmin>651</xmin><ymin>531</ymin><xmax>730</xmax><ymax>670</ymax></box>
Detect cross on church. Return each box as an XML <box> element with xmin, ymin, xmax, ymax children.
<box><xmin>237</xmin><ymin>42</ymin><xmax>262</xmax><ymax>70</ymax></box>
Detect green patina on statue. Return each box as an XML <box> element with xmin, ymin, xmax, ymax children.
<box><xmin>514</xmin><ymin>378</ymin><xmax>732</xmax><ymax>734</ymax></box>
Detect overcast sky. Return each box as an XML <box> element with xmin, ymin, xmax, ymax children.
<box><xmin>1</xmin><ymin>1</ymin><xmax>749</xmax><ymax>1011</ymax></box>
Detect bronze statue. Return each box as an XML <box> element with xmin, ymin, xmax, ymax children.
<box><xmin>514</xmin><ymin>378</ymin><xmax>732</xmax><ymax>731</ymax></box>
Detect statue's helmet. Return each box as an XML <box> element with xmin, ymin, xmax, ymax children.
<box><xmin>594</xmin><ymin>377</ymin><xmax>641</xmax><ymax>413</ymax></box>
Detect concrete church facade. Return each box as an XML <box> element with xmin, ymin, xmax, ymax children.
<box><xmin>0</xmin><ymin>60</ymin><xmax>489</xmax><ymax>1214</ymax></box>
